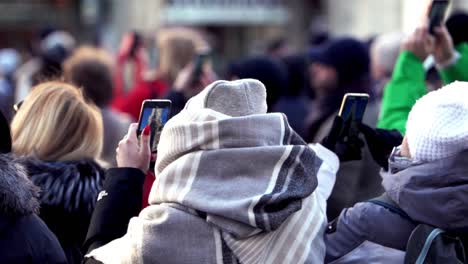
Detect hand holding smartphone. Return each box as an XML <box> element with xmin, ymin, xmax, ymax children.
<box><xmin>321</xmin><ymin>93</ymin><xmax>369</xmax><ymax>161</ymax></box>
<box><xmin>337</xmin><ymin>93</ymin><xmax>369</xmax><ymax>140</ymax></box>
<box><xmin>137</xmin><ymin>100</ymin><xmax>172</xmax><ymax>153</ymax></box>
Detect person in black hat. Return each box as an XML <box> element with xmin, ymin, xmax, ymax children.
<box><xmin>227</xmin><ymin>56</ymin><xmax>288</xmax><ymax>111</ymax></box>
<box><xmin>446</xmin><ymin>11</ymin><xmax>468</xmax><ymax>47</ymax></box>
<box><xmin>305</xmin><ymin>38</ymin><xmax>384</xmax><ymax>220</ymax></box>
<box><xmin>305</xmin><ymin>37</ymin><xmax>372</xmax><ymax>143</ymax></box>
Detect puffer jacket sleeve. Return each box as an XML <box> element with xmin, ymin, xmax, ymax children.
<box><xmin>325</xmin><ymin>202</ymin><xmax>373</xmax><ymax>263</ymax></box>
<box><xmin>325</xmin><ymin>201</ymin><xmax>415</xmax><ymax>263</ymax></box>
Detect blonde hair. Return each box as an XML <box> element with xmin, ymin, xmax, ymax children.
<box><xmin>157</xmin><ymin>27</ymin><xmax>208</xmax><ymax>83</ymax></box>
<box><xmin>11</xmin><ymin>81</ymin><xmax>103</xmax><ymax>161</ymax></box>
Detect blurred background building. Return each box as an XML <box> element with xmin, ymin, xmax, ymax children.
<box><xmin>1</xmin><ymin>0</ymin><xmax>467</xmax><ymax>66</ymax></box>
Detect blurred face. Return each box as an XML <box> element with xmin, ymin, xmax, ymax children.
<box><xmin>309</xmin><ymin>62</ymin><xmax>338</xmax><ymax>97</ymax></box>
<box><xmin>370</xmin><ymin>54</ymin><xmax>385</xmax><ymax>81</ymax></box>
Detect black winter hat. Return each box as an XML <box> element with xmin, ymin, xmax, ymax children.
<box><xmin>0</xmin><ymin>111</ymin><xmax>11</xmax><ymax>153</ymax></box>
<box><xmin>227</xmin><ymin>56</ymin><xmax>288</xmax><ymax>109</ymax></box>
<box><xmin>308</xmin><ymin>37</ymin><xmax>370</xmax><ymax>87</ymax></box>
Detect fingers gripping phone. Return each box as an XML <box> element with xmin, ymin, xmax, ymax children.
<box><xmin>338</xmin><ymin>93</ymin><xmax>369</xmax><ymax>140</ymax></box>
<box><xmin>428</xmin><ymin>0</ymin><xmax>450</xmax><ymax>35</ymax></box>
<box><xmin>137</xmin><ymin>100</ymin><xmax>172</xmax><ymax>153</ymax></box>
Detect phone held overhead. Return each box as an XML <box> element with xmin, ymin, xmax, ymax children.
<box><xmin>191</xmin><ymin>51</ymin><xmax>211</xmax><ymax>85</ymax></box>
<box><xmin>429</xmin><ymin>0</ymin><xmax>451</xmax><ymax>35</ymax></box>
<box><xmin>137</xmin><ymin>99</ymin><xmax>172</xmax><ymax>153</ymax></box>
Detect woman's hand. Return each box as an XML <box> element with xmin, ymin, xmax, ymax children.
<box><xmin>116</xmin><ymin>123</ymin><xmax>151</xmax><ymax>173</ymax></box>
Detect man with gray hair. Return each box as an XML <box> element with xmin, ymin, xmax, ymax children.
<box><xmin>370</xmin><ymin>32</ymin><xmax>405</xmax><ymax>100</ymax></box>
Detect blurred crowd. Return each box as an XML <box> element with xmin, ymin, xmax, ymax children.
<box><xmin>1</xmin><ymin>6</ymin><xmax>468</xmax><ymax>264</ymax></box>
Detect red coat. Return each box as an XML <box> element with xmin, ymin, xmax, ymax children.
<box><xmin>112</xmin><ymin>54</ymin><xmax>168</xmax><ymax>120</ymax></box>
<box><xmin>142</xmin><ymin>171</ymin><xmax>155</xmax><ymax>209</ymax></box>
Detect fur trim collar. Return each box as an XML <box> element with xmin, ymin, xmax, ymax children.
<box><xmin>0</xmin><ymin>154</ymin><xmax>39</xmax><ymax>216</ymax></box>
<box><xmin>17</xmin><ymin>157</ymin><xmax>104</xmax><ymax>214</ymax></box>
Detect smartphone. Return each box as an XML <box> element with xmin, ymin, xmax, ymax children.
<box><xmin>428</xmin><ymin>0</ymin><xmax>450</xmax><ymax>35</ymax></box>
<box><xmin>191</xmin><ymin>52</ymin><xmax>211</xmax><ymax>85</ymax></box>
<box><xmin>137</xmin><ymin>99</ymin><xmax>172</xmax><ymax>153</ymax></box>
<box><xmin>338</xmin><ymin>93</ymin><xmax>369</xmax><ymax>138</ymax></box>
<box><xmin>129</xmin><ymin>31</ymin><xmax>142</xmax><ymax>58</ymax></box>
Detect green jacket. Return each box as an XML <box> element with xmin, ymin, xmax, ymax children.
<box><xmin>377</xmin><ymin>43</ymin><xmax>468</xmax><ymax>134</ymax></box>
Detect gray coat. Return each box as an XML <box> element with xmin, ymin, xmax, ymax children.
<box><xmin>325</xmin><ymin>149</ymin><xmax>468</xmax><ymax>263</ymax></box>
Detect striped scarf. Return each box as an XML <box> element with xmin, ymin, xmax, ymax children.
<box><xmin>89</xmin><ymin>108</ymin><xmax>329</xmax><ymax>264</ymax></box>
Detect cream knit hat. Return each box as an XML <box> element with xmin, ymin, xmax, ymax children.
<box><xmin>406</xmin><ymin>81</ymin><xmax>468</xmax><ymax>161</ymax></box>
<box><xmin>184</xmin><ymin>79</ymin><xmax>268</xmax><ymax>116</ymax></box>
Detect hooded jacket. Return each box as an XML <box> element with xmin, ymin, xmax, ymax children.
<box><xmin>0</xmin><ymin>154</ymin><xmax>67</xmax><ymax>263</ymax></box>
<box><xmin>18</xmin><ymin>157</ymin><xmax>104</xmax><ymax>264</ymax></box>
<box><xmin>87</xmin><ymin>79</ymin><xmax>339</xmax><ymax>264</ymax></box>
<box><xmin>325</xmin><ymin>148</ymin><xmax>468</xmax><ymax>263</ymax></box>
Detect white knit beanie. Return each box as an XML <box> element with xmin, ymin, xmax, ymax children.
<box><xmin>406</xmin><ymin>81</ymin><xmax>468</xmax><ymax>162</ymax></box>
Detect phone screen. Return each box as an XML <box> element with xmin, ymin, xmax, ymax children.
<box><xmin>192</xmin><ymin>52</ymin><xmax>210</xmax><ymax>85</ymax></box>
<box><xmin>338</xmin><ymin>95</ymin><xmax>369</xmax><ymax>123</ymax></box>
<box><xmin>137</xmin><ymin>100</ymin><xmax>171</xmax><ymax>153</ymax></box>
<box><xmin>429</xmin><ymin>0</ymin><xmax>450</xmax><ymax>34</ymax></box>
<box><xmin>338</xmin><ymin>93</ymin><xmax>369</xmax><ymax>138</ymax></box>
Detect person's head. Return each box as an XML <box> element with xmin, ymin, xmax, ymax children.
<box><xmin>63</xmin><ymin>46</ymin><xmax>114</xmax><ymax>108</ymax></box>
<box><xmin>370</xmin><ymin>32</ymin><xmax>405</xmax><ymax>81</ymax></box>
<box><xmin>281</xmin><ymin>54</ymin><xmax>309</xmax><ymax>97</ymax></box>
<box><xmin>405</xmin><ymin>81</ymin><xmax>468</xmax><ymax>162</ymax></box>
<box><xmin>11</xmin><ymin>81</ymin><xmax>103</xmax><ymax>161</ymax></box>
<box><xmin>308</xmin><ymin>38</ymin><xmax>370</xmax><ymax>98</ymax></box>
<box><xmin>181</xmin><ymin>79</ymin><xmax>268</xmax><ymax>117</ymax></box>
<box><xmin>267</xmin><ymin>37</ymin><xmax>290</xmax><ymax>58</ymax></box>
<box><xmin>32</xmin><ymin>31</ymin><xmax>76</xmax><ymax>85</ymax></box>
<box><xmin>157</xmin><ymin>27</ymin><xmax>208</xmax><ymax>84</ymax></box>
<box><xmin>40</xmin><ymin>30</ymin><xmax>76</xmax><ymax>65</ymax></box>
<box><xmin>227</xmin><ymin>56</ymin><xmax>288</xmax><ymax>109</ymax></box>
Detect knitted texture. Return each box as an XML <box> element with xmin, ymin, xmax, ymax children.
<box><xmin>406</xmin><ymin>81</ymin><xmax>468</xmax><ymax>161</ymax></box>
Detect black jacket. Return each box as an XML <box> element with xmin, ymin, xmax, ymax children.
<box><xmin>83</xmin><ymin>168</ymin><xmax>146</xmax><ymax>263</ymax></box>
<box><xmin>18</xmin><ymin>157</ymin><xmax>105</xmax><ymax>264</ymax></box>
<box><xmin>0</xmin><ymin>154</ymin><xmax>66</xmax><ymax>263</ymax></box>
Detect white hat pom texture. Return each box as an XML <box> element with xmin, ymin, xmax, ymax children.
<box><xmin>406</xmin><ymin>81</ymin><xmax>468</xmax><ymax>161</ymax></box>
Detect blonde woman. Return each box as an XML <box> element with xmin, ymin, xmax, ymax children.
<box><xmin>11</xmin><ymin>81</ymin><xmax>104</xmax><ymax>264</ymax></box>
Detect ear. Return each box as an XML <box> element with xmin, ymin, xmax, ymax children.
<box><xmin>400</xmin><ymin>137</ymin><xmax>411</xmax><ymax>158</ymax></box>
